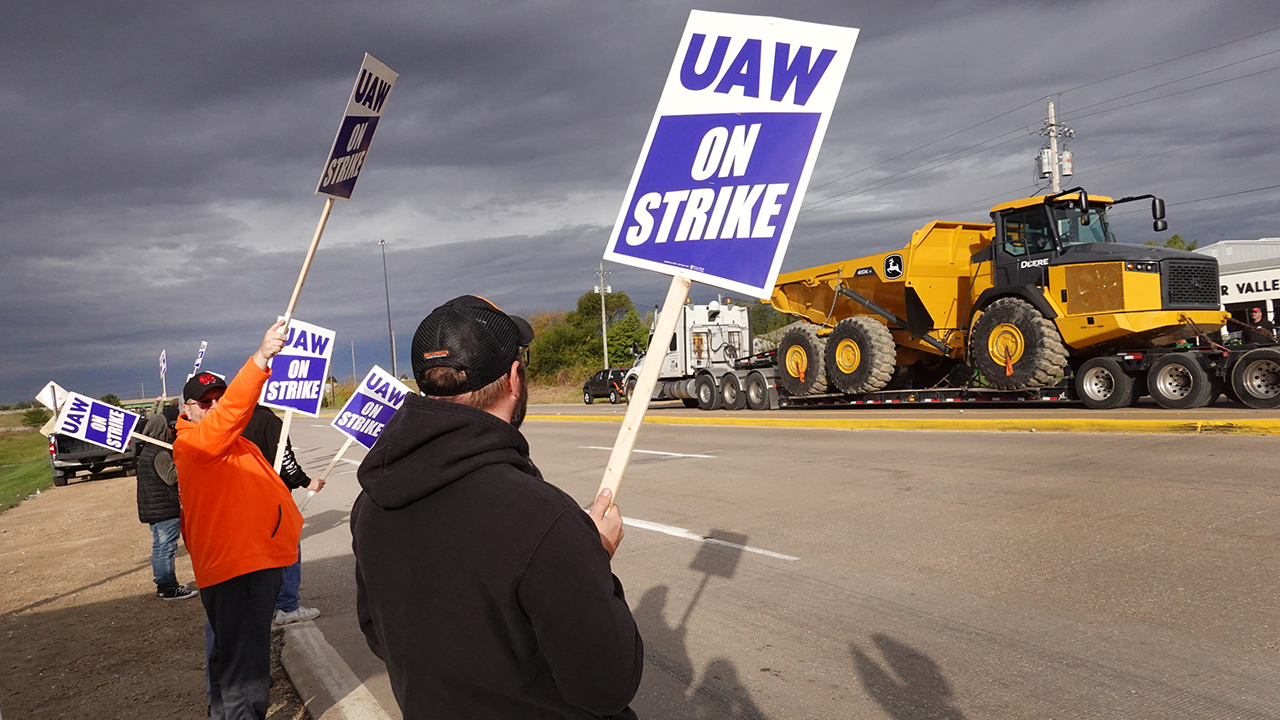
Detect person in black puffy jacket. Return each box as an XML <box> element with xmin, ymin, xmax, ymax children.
<box><xmin>135</xmin><ymin>414</ymin><xmax>198</xmax><ymax>600</ymax></box>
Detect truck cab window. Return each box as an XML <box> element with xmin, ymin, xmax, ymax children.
<box><xmin>1052</xmin><ymin>205</ymin><xmax>1113</xmax><ymax>247</ymax></box>
<box><xmin>1000</xmin><ymin>206</ymin><xmax>1055</xmax><ymax>257</ymax></box>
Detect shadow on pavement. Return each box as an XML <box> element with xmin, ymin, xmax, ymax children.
<box><xmin>850</xmin><ymin>634</ymin><xmax>966</xmax><ymax>720</ymax></box>
<box><xmin>299</xmin><ymin>508</ymin><xmax>349</xmax><ymax>542</ymax></box>
<box><xmin>631</xmin><ymin>530</ymin><xmax>772</xmax><ymax>719</ymax></box>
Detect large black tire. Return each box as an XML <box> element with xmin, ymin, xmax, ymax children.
<box><xmin>776</xmin><ymin>326</ymin><xmax>828</xmax><ymax>396</ymax></box>
<box><xmin>720</xmin><ymin>374</ymin><xmax>746</xmax><ymax>411</ymax></box>
<box><xmin>583</xmin><ymin>389</ymin><xmax>593</xmax><ymax>405</ymax></box>
<box><xmin>1231</xmin><ymin>348</ymin><xmax>1280</xmax><ymax>409</ymax></box>
<box><xmin>1147</xmin><ymin>354</ymin><xmax>1214</xmax><ymax>409</ymax></box>
<box><xmin>823</xmin><ymin>317</ymin><xmax>896</xmax><ymax>395</ymax></box>
<box><xmin>694</xmin><ymin>374</ymin><xmax>721</xmax><ymax>411</ymax></box>
<box><xmin>969</xmin><ymin>297</ymin><xmax>1068</xmax><ymax>390</ymax></box>
<box><xmin>745</xmin><ymin>372</ymin><xmax>770</xmax><ymax>411</ymax></box>
<box><xmin>681</xmin><ymin>398</ymin><xmax>699</xmax><ymax>408</ymax></box>
<box><xmin>1074</xmin><ymin>357</ymin><xmax>1135</xmax><ymax>409</ymax></box>
<box><xmin>625</xmin><ymin>376</ymin><xmax>638</xmax><ymax>404</ymax></box>
<box><xmin>609</xmin><ymin>388</ymin><xmax>620</xmax><ymax>404</ymax></box>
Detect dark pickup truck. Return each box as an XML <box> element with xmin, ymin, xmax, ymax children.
<box><xmin>48</xmin><ymin>433</ymin><xmax>137</xmax><ymax>486</ymax></box>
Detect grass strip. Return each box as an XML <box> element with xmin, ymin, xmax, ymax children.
<box><xmin>0</xmin><ymin>433</ymin><xmax>52</xmax><ymax>512</ymax></box>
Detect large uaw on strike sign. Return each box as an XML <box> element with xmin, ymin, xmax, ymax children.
<box><xmin>316</xmin><ymin>53</ymin><xmax>398</xmax><ymax>200</ymax></box>
<box><xmin>260</xmin><ymin>319</ymin><xmax>336</xmax><ymax>417</ymax></box>
<box><xmin>54</xmin><ymin>393</ymin><xmax>141</xmax><ymax>454</ymax></box>
<box><xmin>604</xmin><ymin>12</ymin><xmax>858</xmax><ymax>298</ymax></box>
<box><xmin>331</xmin><ymin>365</ymin><xmax>413</xmax><ymax>449</ymax></box>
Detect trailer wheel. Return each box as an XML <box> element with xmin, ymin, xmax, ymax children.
<box><xmin>1230</xmin><ymin>348</ymin><xmax>1280</xmax><ymax>409</ymax></box>
<box><xmin>824</xmin><ymin>317</ymin><xmax>896</xmax><ymax>395</ymax></box>
<box><xmin>694</xmin><ymin>374</ymin><xmax>721</xmax><ymax>411</ymax></box>
<box><xmin>776</xmin><ymin>326</ymin><xmax>828</xmax><ymax>396</ymax></box>
<box><xmin>1074</xmin><ymin>357</ymin><xmax>1134</xmax><ymax>409</ymax></box>
<box><xmin>1147</xmin><ymin>354</ymin><xmax>1214</xmax><ymax>409</ymax></box>
<box><xmin>745</xmin><ymin>372</ymin><xmax>770</xmax><ymax>411</ymax></box>
<box><xmin>969</xmin><ymin>297</ymin><xmax>1068</xmax><ymax>390</ymax></box>
<box><xmin>720</xmin><ymin>374</ymin><xmax>746</xmax><ymax>411</ymax></box>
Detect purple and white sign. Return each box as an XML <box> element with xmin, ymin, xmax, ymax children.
<box><xmin>260</xmin><ymin>319</ymin><xmax>336</xmax><ymax>417</ymax></box>
<box><xmin>54</xmin><ymin>392</ymin><xmax>140</xmax><ymax>454</ymax></box>
<box><xmin>604</xmin><ymin>11</ymin><xmax>857</xmax><ymax>298</ymax></box>
<box><xmin>316</xmin><ymin>53</ymin><xmax>398</xmax><ymax>201</ymax></box>
<box><xmin>193</xmin><ymin>341</ymin><xmax>208</xmax><ymax>373</ymax></box>
<box><xmin>331</xmin><ymin>365</ymin><xmax>413</xmax><ymax>449</ymax></box>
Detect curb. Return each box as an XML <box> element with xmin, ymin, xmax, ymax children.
<box><xmin>525</xmin><ymin>414</ymin><xmax>1280</xmax><ymax>436</ymax></box>
<box><xmin>281</xmin><ymin>621</ymin><xmax>392</xmax><ymax>720</ymax></box>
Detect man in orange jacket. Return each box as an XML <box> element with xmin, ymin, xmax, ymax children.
<box><xmin>174</xmin><ymin>320</ymin><xmax>303</xmax><ymax>720</ymax></box>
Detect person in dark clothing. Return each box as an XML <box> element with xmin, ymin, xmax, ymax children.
<box><xmin>1244</xmin><ymin>306</ymin><xmax>1277</xmax><ymax>344</ymax></box>
<box><xmin>240</xmin><ymin>404</ymin><xmax>324</xmax><ymax>625</ymax></box>
<box><xmin>135</xmin><ymin>414</ymin><xmax>198</xmax><ymax>600</ymax></box>
<box><xmin>352</xmin><ymin>295</ymin><xmax>643</xmax><ymax>719</ymax></box>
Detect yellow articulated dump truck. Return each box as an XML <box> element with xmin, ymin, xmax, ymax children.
<box><xmin>725</xmin><ymin>187</ymin><xmax>1280</xmax><ymax>410</ymax></box>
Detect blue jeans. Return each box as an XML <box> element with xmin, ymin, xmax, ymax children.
<box><xmin>275</xmin><ymin>546</ymin><xmax>302</xmax><ymax>612</ymax></box>
<box><xmin>150</xmin><ymin>517</ymin><xmax>181</xmax><ymax>591</ymax></box>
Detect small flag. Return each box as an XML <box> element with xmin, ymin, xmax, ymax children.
<box><xmin>159</xmin><ymin>349</ymin><xmax>167</xmax><ymax>375</ymax></box>
<box><xmin>193</xmin><ymin>341</ymin><xmax>208</xmax><ymax>373</ymax></box>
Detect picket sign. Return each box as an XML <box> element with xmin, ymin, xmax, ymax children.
<box><xmin>597</xmin><ymin>11</ymin><xmax>857</xmax><ymax>501</ymax></box>
<box><xmin>300</xmin><ymin>365</ymin><xmax>413</xmax><ymax>507</ymax></box>
<box><xmin>273</xmin><ymin>55</ymin><xmax>396</xmax><ymax>474</ymax></box>
<box><xmin>159</xmin><ymin>349</ymin><xmax>168</xmax><ymax>400</ymax></box>
<box><xmin>52</xmin><ymin>392</ymin><xmax>142</xmax><ymax>454</ymax></box>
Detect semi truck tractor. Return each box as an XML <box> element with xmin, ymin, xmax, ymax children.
<box><xmin>684</xmin><ymin>188</ymin><xmax>1280</xmax><ymax>410</ymax></box>
<box><xmin>623</xmin><ymin>300</ymin><xmax>757</xmax><ymax>409</ymax></box>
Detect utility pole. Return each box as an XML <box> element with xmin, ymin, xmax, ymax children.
<box><xmin>594</xmin><ymin>261</ymin><xmax>612</xmax><ymax>370</ymax></box>
<box><xmin>378</xmin><ymin>239</ymin><xmax>397</xmax><ymax>378</ymax></box>
<box><xmin>1038</xmin><ymin>98</ymin><xmax>1074</xmax><ymax>193</ymax></box>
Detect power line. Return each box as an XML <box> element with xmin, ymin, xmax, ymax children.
<box><xmin>1061</xmin><ymin>47</ymin><xmax>1280</xmax><ymax>119</ymax></box>
<box><xmin>1110</xmin><ymin>183</ymin><xmax>1280</xmax><ymax>217</ymax></box>
<box><xmin>1081</xmin><ymin>122</ymin><xmax>1280</xmax><ymax>175</ymax></box>
<box><xmin>1063</xmin><ymin>62</ymin><xmax>1280</xmax><ymax>123</ymax></box>
<box><xmin>804</xmin><ymin>130</ymin><xmax>1032</xmax><ymax>211</ymax></box>
<box><xmin>1058</xmin><ymin>23</ymin><xmax>1280</xmax><ymax>96</ymax></box>
<box><xmin>807</xmin><ymin>98</ymin><xmax>1043</xmax><ymax>192</ymax></box>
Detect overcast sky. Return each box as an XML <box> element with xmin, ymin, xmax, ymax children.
<box><xmin>4</xmin><ymin>0</ymin><xmax>1279</xmax><ymax>404</ymax></box>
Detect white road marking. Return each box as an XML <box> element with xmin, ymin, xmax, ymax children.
<box><xmin>579</xmin><ymin>445</ymin><xmax>715</xmax><ymax>459</ymax></box>
<box><xmin>338</xmin><ymin>469</ymin><xmax>358</xmax><ymax>476</ymax></box>
<box><xmin>310</xmin><ymin>424</ymin><xmax>330</xmax><ymax>428</ymax></box>
<box><xmin>339</xmin><ymin>458</ymin><xmax>361</xmax><ymax>466</ymax></box>
<box><xmin>623</xmin><ymin>518</ymin><xmax>798</xmax><ymax>561</ymax></box>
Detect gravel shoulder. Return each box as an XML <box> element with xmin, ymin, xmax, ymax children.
<box><xmin>0</xmin><ymin>474</ymin><xmax>308</xmax><ymax>719</ymax></box>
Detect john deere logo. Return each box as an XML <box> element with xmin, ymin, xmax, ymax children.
<box><xmin>883</xmin><ymin>254</ymin><xmax>904</xmax><ymax>280</ymax></box>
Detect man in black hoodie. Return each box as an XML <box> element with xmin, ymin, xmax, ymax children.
<box><xmin>352</xmin><ymin>295</ymin><xmax>643</xmax><ymax>719</ymax></box>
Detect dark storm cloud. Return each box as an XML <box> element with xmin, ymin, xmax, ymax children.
<box><xmin>3</xmin><ymin>0</ymin><xmax>1280</xmax><ymax>403</ymax></box>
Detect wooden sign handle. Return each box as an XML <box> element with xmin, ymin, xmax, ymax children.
<box><xmin>282</xmin><ymin>196</ymin><xmax>335</xmax><ymax>330</ymax></box>
<box><xmin>273</xmin><ymin>408</ymin><xmax>295</xmax><ymax>473</ymax></box>
<box><xmin>597</xmin><ymin>274</ymin><xmax>692</xmax><ymax>501</ymax></box>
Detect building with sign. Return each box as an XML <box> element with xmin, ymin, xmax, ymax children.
<box><xmin>1196</xmin><ymin>239</ymin><xmax>1280</xmax><ymax>328</ymax></box>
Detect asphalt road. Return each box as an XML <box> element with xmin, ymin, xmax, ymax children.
<box><xmin>284</xmin><ymin>410</ymin><xmax>1280</xmax><ymax>720</ymax></box>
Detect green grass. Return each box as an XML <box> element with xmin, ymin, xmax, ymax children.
<box><xmin>0</xmin><ymin>432</ymin><xmax>53</xmax><ymax>512</ymax></box>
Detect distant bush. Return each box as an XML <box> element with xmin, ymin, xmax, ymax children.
<box><xmin>21</xmin><ymin>408</ymin><xmax>51</xmax><ymax>428</ymax></box>
<box><xmin>99</xmin><ymin>394</ymin><xmax>122</xmax><ymax>407</ymax></box>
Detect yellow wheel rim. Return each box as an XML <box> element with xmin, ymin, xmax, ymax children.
<box><xmin>987</xmin><ymin>323</ymin><xmax>1025</xmax><ymax>365</ymax></box>
<box><xmin>835</xmin><ymin>338</ymin><xmax>861</xmax><ymax>374</ymax></box>
<box><xmin>785</xmin><ymin>345</ymin><xmax>808</xmax><ymax>379</ymax></box>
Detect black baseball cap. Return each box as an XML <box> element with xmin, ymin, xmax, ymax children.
<box><xmin>183</xmin><ymin>372</ymin><xmax>228</xmax><ymax>402</ymax></box>
<box><xmin>411</xmin><ymin>295</ymin><xmax>535</xmax><ymax>396</ymax></box>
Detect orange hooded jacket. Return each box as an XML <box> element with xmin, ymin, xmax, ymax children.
<box><xmin>174</xmin><ymin>357</ymin><xmax>303</xmax><ymax>588</ymax></box>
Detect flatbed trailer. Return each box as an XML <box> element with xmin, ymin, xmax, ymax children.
<box><xmin>729</xmin><ymin>341</ymin><xmax>1280</xmax><ymax>411</ymax></box>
